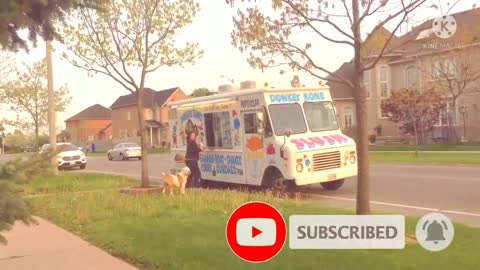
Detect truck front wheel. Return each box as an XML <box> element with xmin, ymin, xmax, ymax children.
<box><xmin>320</xmin><ymin>179</ymin><xmax>345</xmax><ymax>190</ymax></box>
<box><xmin>272</xmin><ymin>177</ymin><xmax>287</xmax><ymax>195</ymax></box>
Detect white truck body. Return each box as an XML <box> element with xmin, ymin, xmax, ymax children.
<box><xmin>167</xmin><ymin>87</ymin><xmax>357</xmax><ymax>187</ymax></box>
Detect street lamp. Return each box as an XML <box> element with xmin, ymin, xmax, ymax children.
<box><xmin>220</xmin><ymin>75</ymin><xmax>234</xmax><ymax>84</ymax></box>
<box><xmin>459</xmin><ymin>105</ymin><xmax>467</xmax><ymax>140</ymax></box>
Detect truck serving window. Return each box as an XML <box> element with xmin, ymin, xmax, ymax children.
<box><xmin>204</xmin><ymin>111</ymin><xmax>233</xmax><ymax>149</ymax></box>
<box><xmin>268</xmin><ymin>103</ymin><xmax>307</xmax><ymax>135</ymax></box>
<box><xmin>303</xmin><ymin>101</ymin><xmax>339</xmax><ymax>132</ymax></box>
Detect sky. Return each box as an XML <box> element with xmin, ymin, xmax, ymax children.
<box><xmin>1</xmin><ymin>0</ymin><xmax>477</xmax><ymax>133</ymax></box>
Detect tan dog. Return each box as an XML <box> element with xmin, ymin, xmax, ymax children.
<box><xmin>162</xmin><ymin>167</ymin><xmax>191</xmax><ymax>196</ymax></box>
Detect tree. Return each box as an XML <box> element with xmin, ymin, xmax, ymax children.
<box><xmin>62</xmin><ymin>0</ymin><xmax>203</xmax><ymax>187</ymax></box>
<box><xmin>3</xmin><ymin>131</ymin><xmax>28</xmax><ymax>153</ymax></box>
<box><xmin>0</xmin><ymin>0</ymin><xmax>104</xmax><ymax>51</ymax></box>
<box><xmin>0</xmin><ymin>60</ymin><xmax>71</xmax><ymax>149</ymax></box>
<box><xmin>57</xmin><ymin>130</ymin><xmax>71</xmax><ymax>142</ymax></box>
<box><xmin>425</xmin><ymin>50</ymin><xmax>480</xmax><ymax>142</ymax></box>
<box><xmin>0</xmin><ymin>52</ymin><xmax>14</xmax><ymax>80</ymax></box>
<box><xmin>381</xmin><ymin>88</ymin><xmax>446</xmax><ymax>155</ymax></box>
<box><xmin>191</xmin><ymin>87</ymin><xmax>214</xmax><ymax>97</ymax></box>
<box><xmin>229</xmin><ymin>0</ymin><xmax>436</xmax><ymax>214</ymax></box>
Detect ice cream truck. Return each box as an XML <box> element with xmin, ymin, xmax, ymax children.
<box><xmin>167</xmin><ymin>83</ymin><xmax>357</xmax><ymax>192</ymax></box>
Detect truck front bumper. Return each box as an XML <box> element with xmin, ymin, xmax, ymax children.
<box><xmin>293</xmin><ymin>166</ymin><xmax>358</xmax><ymax>186</ymax></box>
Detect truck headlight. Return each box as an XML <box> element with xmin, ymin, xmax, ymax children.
<box><xmin>349</xmin><ymin>151</ymin><xmax>356</xmax><ymax>164</ymax></box>
<box><xmin>296</xmin><ymin>163</ymin><xmax>304</xmax><ymax>172</ymax></box>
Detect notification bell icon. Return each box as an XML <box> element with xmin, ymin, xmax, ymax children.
<box><xmin>424</xmin><ymin>220</ymin><xmax>447</xmax><ymax>244</ymax></box>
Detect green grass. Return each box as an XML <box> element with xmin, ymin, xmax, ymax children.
<box><xmin>13</xmin><ymin>173</ymin><xmax>135</xmax><ymax>195</ymax></box>
<box><xmin>26</xmin><ymin>175</ymin><xmax>480</xmax><ymax>270</ymax></box>
<box><xmin>370</xmin><ymin>152</ymin><xmax>480</xmax><ymax>164</ymax></box>
<box><xmin>369</xmin><ymin>144</ymin><xmax>480</xmax><ymax>151</ymax></box>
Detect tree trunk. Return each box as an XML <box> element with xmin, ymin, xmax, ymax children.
<box><xmin>34</xmin><ymin>121</ymin><xmax>39</xmax><ymax>150</ymax></box>
<box><xmin>413</xmin><ymin>116</ymin><xmax>419</xmax><ymax>157</ymax></box>
<box><xmin>135</xmin><ymin>86</ymin><xmax>150</xmax><ymax>188</ymax></box>
<box><xmin>352</xmin><ymin>0</ymin><xmax>370</xmax><ymax>215</ymax></box>
<box><xmin>447</xmin><ymin>100</ymin><xmax>457</xmax><ymax>143</ymax></box>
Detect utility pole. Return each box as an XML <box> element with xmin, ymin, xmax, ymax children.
<box><xmin>47</xmin><ymin>40</ymin><xmax>58</xmax><ymax>175</ymax></box>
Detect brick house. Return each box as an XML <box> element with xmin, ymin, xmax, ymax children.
<box><xmin>328</xmin><ymin>8</ymin><xmax>480</xmax><ymax>142</ymax></box>
<box><xmin>65</xmin><ymin>104</ymin><xmax>112</xmax><ymax>143</ymax></box>
<box><xmin>110</xmin><ymin>87</ymin><xmax>187</xmax><ymax>147</ymax></box>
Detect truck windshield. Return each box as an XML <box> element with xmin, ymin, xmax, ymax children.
<box><xmin>303</xmin><ymin>101</ymin><xmax>339</xmax><ymax>132</ymax></box>
<box><xmin>268</xmin><ymin>103</ymin><xmax>307</xmax><ymax>135</ymax></box>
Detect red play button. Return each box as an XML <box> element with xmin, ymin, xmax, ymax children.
<box><xmin>252</xmin><ymin>226</ymin><xmax>262</xmax><ymax>238</ymax></box>
<box><xmin>226</xmin><ymin>202</ymin><xmax>286</xmax><ymax>263</ymax></box>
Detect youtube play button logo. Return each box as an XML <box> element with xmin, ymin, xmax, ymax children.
<box><xmin>236</xmin><ymin>218</ymin><xmax>276</xmax><ymax>246</ymax></box>
<box><xmin>226</xmin><ymin>202</ymin><xmax>286</xmax><ymax>263</ymax></box>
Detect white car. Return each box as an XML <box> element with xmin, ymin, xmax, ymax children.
<box><xmin>40</xmin><ymin>143</ymin><xmax>87</xmax><ymax>170</ymax></box>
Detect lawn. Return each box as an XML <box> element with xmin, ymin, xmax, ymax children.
<box><xmin>26</xmin><ymin>175</ymin><xmax>480</xmax><ymax>270</ymax></box>
<box><xmin>13</xmin><ymin>173</ymin><xmax>135</xmax><ymax>195</ymax></box>
<box><xmin>369</xmin><ymin>144</ymin><xmax>480</xmax><ymax>151</ymax></box>
<box><xmin>370</xmin><ymin>152</ymin><xmax>480</xmax><ymax>164</ymax></box>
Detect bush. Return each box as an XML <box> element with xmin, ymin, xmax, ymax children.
<box><xmin>0</xmin><ymin>154</ymin><xmax>53</xmax><ymax>181</ymax></box>
<box><xmin>0</xmin><ymin>182</ymin><xmax>37</xmax><ymax>244</ymax></box>
<box><xmin>368</xmin><ymin>134</ymin><xmax>377</xmax><ymax>144</ymax></box>
<box><xmin>0</xmin><ymin>154</ymin><xmax>48</xmax><ymax>244</ymax></box>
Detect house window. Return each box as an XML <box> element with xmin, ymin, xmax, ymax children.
<box><xmin>378</xmin><ymin>66</ymin><xmax>390</xmax><ymax>118</ymax></box>
<box><xmin>406</xmin><ymin>65</ymin><xmax>419</xmax><ymax>89</ymax></box>
<box><xmin>379</xmin><ymin>66</ymin><xmax>390</xmax><ymax>98</ymax></box>
<box><xmin>380</xmin><ymin>100</ymin><xmax>389</xmax><ymax>118</ymax></box>
<box><xmin>343</xmin><ymin>106</ymin><xmax>354</xmax><ymax>128</ymax></box>
<box><xmin>432</xmin><ymin>58</ymin><xmax>455</xmax><ymax>79</ymax></box>
<box><xmin>204</xmin><ymin>111</ymin><xmax>232</xmax><ymax>149</ymax></box>
<box><xmin>434</xmin><ymin>102</ymin><xmax>454</xmax><ymax>126</ymax></box>
<box><xmin>127</xmin><ymin>111</ymin><xmax>131</xmax><ymax>120</ymax></box>
<box><xmin>363</xmin><ymin>70</ymin><xmax>371</xmax><ymax>98</ymax></box>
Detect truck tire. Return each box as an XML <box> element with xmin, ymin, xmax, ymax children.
<box><xmin>272</xmin><ymin>176</ymin><xmax>287</xmax><ymax>195</ymax></box>
<box><xmin>320</xmin><ymin>179</ymin><xmax>345</xmax><ymax>190</ymax></box>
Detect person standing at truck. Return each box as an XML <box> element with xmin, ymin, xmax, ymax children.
<box><xmin>185</xmin><ymin>130</ymin><xmax>202</xmax><ymax>188</ymax></box>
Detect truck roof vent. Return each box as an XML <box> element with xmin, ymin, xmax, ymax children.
<box><xmin>218</xmin><ymin>84</ymin><xmax>233</xmax><ymax>93</ymax></box>
<box><xmin>240</xmin><ymin>80</ymin><xmax>257</xmax><ymax>90</ymax></box>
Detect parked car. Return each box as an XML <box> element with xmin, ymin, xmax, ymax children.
<box><xmin>39</xmin><ymin>143</ymin><xmax>87</xmax><ymax>170</ymax></box>
<box><xmin>107</xmin><ymin>143</ymin><xmax>142</xmax><ymax>161</ymax></box>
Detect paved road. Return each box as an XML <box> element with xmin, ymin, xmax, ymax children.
<box><xmin>1</xmin><ymin>153</ymin><xmax>479</xmax><ymax>226</ymax></box>
<box><xmin>78</xmin><ymin>154</ymin><xmax>480</xmax><ymax>227</ymax></box>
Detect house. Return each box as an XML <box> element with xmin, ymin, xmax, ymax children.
<box><xmin>65</xmin><ymin>104</ymin><xmax>112</xmax><ymax>143</ymax></box>
<box><xmin>109</xmin><ymin>87</ymin><xmax>187</xmax><ymax>147</ymax></box>
<box><xmin>328</xmin><ymin>8</ymin><xmax>480</xmax><ymax>142</ymax></box>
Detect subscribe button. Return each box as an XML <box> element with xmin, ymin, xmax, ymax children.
<box><xmin>289</xmin><ymin>215</ymin><xmax>405</xmax><ymax>249</ymax></box>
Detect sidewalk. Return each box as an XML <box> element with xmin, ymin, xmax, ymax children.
<box><xmin>0</xmin><ymin>217</ymin><xmax>137</xmax><ymax>270</ymax></box>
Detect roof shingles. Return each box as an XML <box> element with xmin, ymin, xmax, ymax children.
<box><xmin>65</xmin><ymin>104</ymin><xmax>111</xmax><ymax>122</ymax></box>
<box><xmin>110</xmin><ymin>87</ymin><xmax>179</xmax><ymax>109</ymax></box>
